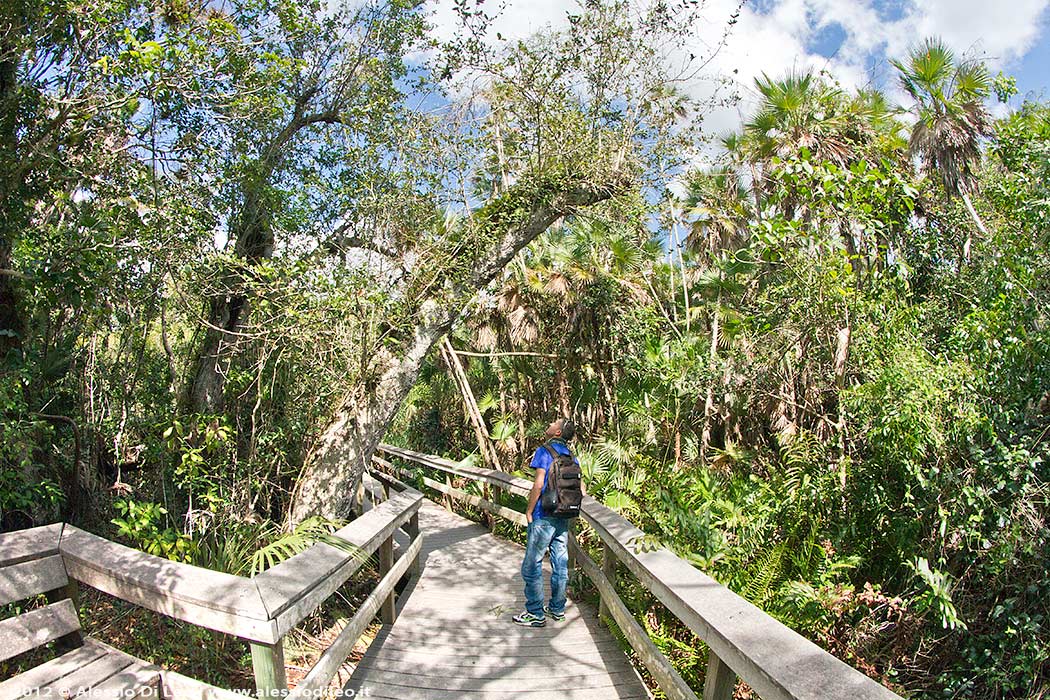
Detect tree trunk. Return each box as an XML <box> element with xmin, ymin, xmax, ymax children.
<box><xmin>833</xmin><ymin>323</ymin><xmax>851</xmax><ymax>489</ymax></box>
<box><xmin>287</xmin><ymin>175</ymin><xmax>626</xmax><ymax>525</ymax></box>
<box><xmin>960</xmin><ymin>191</ymin><xmax>988</xmax><ymax>264</ymax></box>
<box><xmin>700</xmin><ymin>293</ymin><xmax>721</xmax><ymax>461</ymax></box>
<box><xmin>183</xmin><ymin>105</ymin><xmax>339</xmax><ymax>414</ymax></box>
<box><xmin>556</xmin><ymin>364</ymin><xmax>572</xmax><ymax>417</ymax></box>
<box><xmin>440</xmin><ymin>337</ymin><xmax>501</xmax><ymax>471</ymax></box>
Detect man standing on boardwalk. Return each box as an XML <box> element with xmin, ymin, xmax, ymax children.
<box><xmin>513</xmin><ymin>417</ymin><xmax>580</xmax><ymax>628</ymax></box>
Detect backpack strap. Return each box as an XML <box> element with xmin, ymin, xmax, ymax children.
<box><xmin>542</xmin><ymin>442</ymin><xmax>560</xmax><ymax>482</ymax></box>
<box><xmin>541</xmin><ymin>442</ymin><xmax>559</xmax><ymax>463</ymax></box>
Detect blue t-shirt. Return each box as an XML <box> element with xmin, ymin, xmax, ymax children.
<box><xmin>531</xmin><ymin>440</ymin><xmax>577</xmax><ymax>520</ymax></box>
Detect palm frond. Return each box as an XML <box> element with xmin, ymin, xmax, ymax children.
<box><xmin>250</xmin><ymin>516</ymin><xmax>359</xmax><ymax>576</ymax></box>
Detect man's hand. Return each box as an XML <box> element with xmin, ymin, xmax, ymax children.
<box><xmin>526</xmin><ymin>512</ymin><xmax>533</xmax><ymax>524</ymax></box>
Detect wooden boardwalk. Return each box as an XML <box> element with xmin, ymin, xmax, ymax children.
<box><xmin>344</xmin><ymin>499</ymin><xmax>650</xmax><ymax>700</ymax></box>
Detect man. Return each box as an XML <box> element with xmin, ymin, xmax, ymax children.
<box><xmin>513</xmin><ymin>417</ymin><xmax>581</xmax><ymax>628</ymax></box>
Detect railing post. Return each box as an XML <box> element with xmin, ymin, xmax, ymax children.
<box><xmin>482</xmin><ymin>482</ymin><xmax>494</xmax><ymax>530</ymax></box>
<box><xmin>250</xmin><ymin>641</ymin><xmax>288</xmax><ymax>697</ymax></box>
<box><xmin>598</xmin><ymin>541</ymin><xmax>617</xmax><ymax>627</ymax></box>
<box><xmin>379</xmin><ymin>534</ymin><xmax>396</xmax><ymax>624</ymax></box>
<box><xmin>45</xmin><ymin>579</ymin><xmax>83</xmax><ymax>651</ymax></box>
<box><xmin>443</xmin><ymin>473</ymin><xmax>453</xmax><ymax>510</ymax></box>
<box><xmin>405</xmin><ymin>512</ymin><xmax>421</xmax><ymax>576</ymax></box>
<box><xmin>703</xmin><ymin>652</ymin><xmax>735</xmax><ymax>700</ymax></box>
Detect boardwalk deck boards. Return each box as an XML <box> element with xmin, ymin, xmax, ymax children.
<box><xmin>344</xmin><ymin>500</ymin><xmax>650</xmax><ymax>700</ymax></box>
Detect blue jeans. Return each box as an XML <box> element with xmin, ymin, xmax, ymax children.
<box><xmin>521</xmin><ymin>517</ymin><xmax>569</xmax><ymax>617</ymax></box>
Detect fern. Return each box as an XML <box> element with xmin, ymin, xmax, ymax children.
<box><xmin>742</xmin><ymin>540</ymin><xmax>788</xmax><ymax>607</ymax></box>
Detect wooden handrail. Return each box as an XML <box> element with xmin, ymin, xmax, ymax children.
<box><xmin>374</xmin><ymin>443</ymin><xmax>903</xmax><ymax>700</ymax></box>
<box><xmin>0</xmin><ymin>523</ymin><xmax>64</xmax><ymax>567</ymax></box>
<box><xmin>60</xmin><ymin>524</ymin><xmax>277</xmax><ymax>643</ymax></box>
<box><xmin>254</xmin><ymin>489</ymin><xmax>423</xmax><ymax>637</ymax></box>
<box><xmin>2</xmin><ymin>484</ymin><xmax>426</xmax><ymax>697</ymax></box>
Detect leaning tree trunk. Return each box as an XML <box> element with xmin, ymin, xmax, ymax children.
<box><xmin>960</xmin><ymin>191</ymin><xmax>989</xmax><ymax>264</ymax></box>
<box><xmin>286</xmin><ymin>174</ymin><xmax>627</xmax><ymax>526</ymax></box>
<box><xmin>439</xmin><ymin>337</ymin><xmax>501</xmax><ymax>471</ymax></box>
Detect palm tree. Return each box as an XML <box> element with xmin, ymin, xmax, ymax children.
<box><xmin>743</xmin><ymin>71</ymin><xmax>853</xmax><ymax>166</ymax></box>
<box><xmin>892</xmin><ymin>37</ymin><xmax>992</xmax><ymax>260</ymax></box>
<box><xmin>683</xmin><ymin>166</ymin><xmax>752</xmax><ymax>257</ymax></box>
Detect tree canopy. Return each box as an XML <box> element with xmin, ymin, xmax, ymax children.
<box><xmin>1</xmin><ymin>2</ymin><xmax>1047</xmax><ymax>696</ymax></box>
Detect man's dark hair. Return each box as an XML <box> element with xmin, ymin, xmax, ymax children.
<box><xmin>559</xmin><ymin>418</ymin><xmax>575</xmax><ymax>442</ymax></box>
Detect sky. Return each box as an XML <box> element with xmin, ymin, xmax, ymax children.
<box><xmin>427</xmin><ymin>0</ymin><xmax>1050</xmax><ymax>146</ymax></box>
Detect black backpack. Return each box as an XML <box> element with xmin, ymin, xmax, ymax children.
<box><xmin>539</xmin><ymin>442</ymin><xmax>583</xmax><ymax>519</ymax></box>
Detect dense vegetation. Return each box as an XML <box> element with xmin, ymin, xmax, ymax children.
<box><xmin>1</xmin><ymin>0</ymin><xmax>1046</xmax><ymax>696</ymax></box>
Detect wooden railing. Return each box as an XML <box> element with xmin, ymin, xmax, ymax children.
<box><xmin>374</xmin><ymin>443</ymin><xmax>903</xmax><ymax>700</ymax></box>
<box><xmin>0</xmin><ymin>485</ymin><xmax>424</xmax><ymax>698</ymax></box>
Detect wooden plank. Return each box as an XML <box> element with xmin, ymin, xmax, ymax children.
<box><xmin>368</xmin><ymin>635</ymin><xmax>629</xmax><ymax>656</ymax></box>
<box><xmin>85</xmin><ymin>660</ymin><xmax>161</xmax><ymax>700</ymax></box>
<box><xmin>377</xmin><ymin>444</ymin><xmax>533</xmax><ymax>497</ymax></box>
<box><xmin>59</xmin><ymin>525</ymin><xmax>276</xmax><ymax>644</ymax></box>
<box><xmin>420</xmin><ymin>473</ymin><xmax>528</xmax><ymax>526</ymax></box>
<box><xmin>0</xmin><ymin>524</ymin><xmax>63</xmax><ymax>567</ymax></box>
<box><xmin>0</xmin><ymin>599</ymin><xmax>81</xmax><ymax>663</ymax></box>
<box><xmin>39</xmin><ymin>649</ymin><xmax>134</xmax><ymax>695</ymax></box>
<box><xmin>44</xmin><ymin>579</ymin><xmax>83</xmax><ymax>651</ymax></box>
<box><xmin>343</xmin><ymin>682</ymin><xmax>650</xmax><ymax>700</ymax></box>
<box><xmin>574</xmin><ymin>543</ymin><xmax>699</xmax><ymax>700</ymax></box>
<box><xmin>359</xmin><ymin>645</ymin><xmax>632</xmax><ymax>669</ymax></box>
<box><xmin>253</xmin><ymin>489</ymin><xmax>423</xmax><ymax>637</ymax></box>
<box><xmin>288</xmin><ymin>535</ymin><xmax>422</xmax><ymax>699</ymax></box>
<box><xmin>355</xmin><ymin>654</ymin><xmax>636</xmax><ymax>678</ymax></box>
<box><xmin>0</xmin><ymin>639</ymin><xmax>109</xmax><ymax>697</ymax></box>
<box><xmin>405</xmin><ymin>512</ymin><xmax>421</xmax><ymax>576</ymax></box>
<box><xmin>598</xmin><ymin>541</ymin><xmax>616</xmax><ymax>626</ymax></box>
<box><xmin>369</xmin><ymin>460</ymin><xmax>412</xmax><ymax>492</ymax></box>
<box><xmin>582</xmin><ymin>500</ymin><xmax>902</xmax><ymax>700</ymax></box>
<box><xmin>0</xmin><ymin>555</ymin><xmax>68</xmax><ymax>606</ymax></box>
<box><xmin>377</xmin><ymin>461</ymin><xmax>527</xmax><ymax>527</ymax></box>
<box><xmin>161</xmin><ymin>670</ymin><xmax>249</xmax><ymax>700</ymax></box>
<box><xmin>379</xmin><ymin>536</ymin><xmax>396</xmax><ymax>624</ymax></box>
<box><xmin>352</xmin><ymin>667</ymin><xmax>641</xmax><ymax>692</ymax></box>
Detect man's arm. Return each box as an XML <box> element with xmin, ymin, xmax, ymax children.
<box><xmin>525</xmin><ymin>468</ymin><xmax>545</xmax><ymax>523</ymax></box>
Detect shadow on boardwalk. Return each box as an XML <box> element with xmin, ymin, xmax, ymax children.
<box><xmin>343</xmin><ymin>500</ymin><xmax>650</xmax><ymax>700</ymax></box>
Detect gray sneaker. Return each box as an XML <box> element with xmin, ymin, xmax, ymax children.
<box><xmin>512</xmin><ymin>611</ymin><xmax>546</xmax><ymax>627</ymax></box>
<box><xmin>544</xmin><ymin>606</ymin><xmax>566</xmax><ymax>622</ymax></box>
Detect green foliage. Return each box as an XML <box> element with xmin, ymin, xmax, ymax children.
<box><xmin>907</xmin><ymin>557</ymin><xmax>966</xmax><ymax>630</ymax></box>
<box><xmin>249</xmin><ymin>516</ymin><xmax>360</xmax><ymax>575</ymax></box>
<box><xmin>111</xmin><ymin>500</ymin><xmax>195</xmax><ymax>562</ymax></box>
<box><xmin>3</xmin><ymin>6</ymin><xmax>1049</xmax><ymax>698</ymax></box>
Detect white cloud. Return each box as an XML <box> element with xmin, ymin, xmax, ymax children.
<box><xmin>896</xmin><ymin>0</ymin><xmax>1050</xmax><ymax>66</ymax></box>
<box><xmin>421</xmin><ymin>0</ymin><xmax>1050</xmax><ymax>160</ymax></box>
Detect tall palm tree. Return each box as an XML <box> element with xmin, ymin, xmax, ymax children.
<box><xmin>683</xmin><ymin>166</ymin><xmax>752</xmax><ymax>258</ymax></box>
<box><xmin>892</xmin><ymin>37</ymin><xmax>992</xmax><ymax>259</ymax></box>
<box><xmin>743</xmin><ymin>71</ymin><xmax>853</xmax><ymax>166</ymax></box>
